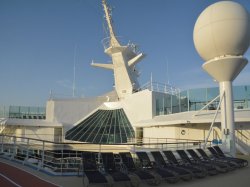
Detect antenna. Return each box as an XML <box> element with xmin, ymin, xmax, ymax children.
<box><xmin>150</xmin><ymin>72</ymin><xmax>153</xmax><ymax>90</ymax></box>
<box><xmin>102</xmin><ymin>0</ymin><xmax>120</xmax><ymax>47</ymax></box>
<box><xmin>166</xmin><ymin>57</ymin><xmax>170</xmax><ymax>85</ymax></box>
<box><xmin>49</xmin><ymin>89</ymin><xmax>53</xmax><ymax>99</ymax></box>
<box><xmin>72</xmin><ymin>44</ymin><xmax>77</xmax><ymax>97</ymax></box>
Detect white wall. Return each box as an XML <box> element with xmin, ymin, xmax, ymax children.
<box><xmin>144</xmin><ymin>126</ymin><xmax>176</xmax><ymax>139</ymax></box>
<box><xmin>15</xmin><ymin>126</ymin><xmax>58</xmax><ymax>142</ymax></box>
<box><xmin>46</xmin><ymin>97</ymin><xmax>107</xmax><ymax>125</ymax></box>
<box><xmin>121</xmin><ymin>90</ymin><xmax>153</xmax><ymax>124</ymax></box>
<box><xmin>143</xmin><ymin>125</ymin><xmax>215</xmax><ymax>142</ymax></box>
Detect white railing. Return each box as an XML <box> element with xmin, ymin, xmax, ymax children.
<box><xmin>235</xmin><ymin>130</ymin><xmax>249</xmax><ymax>155</ymax></box>
<box><xmin>0</xmin><ymin>118</ymin><xmax>7</xmax><ymax>134</ymax></box>
<box><xmin>101</xmin><ymin>36</ymin><xmax>139</xmax><ymax>54</ymax></box>
<box><xmin>0</xmin><ymin>134</ymin><xmax>207</xmax><ymax>175</ymax></box>
<box><xmin>140</xmin><ymin>81</ymin><xmax>180</xmax><ymax>95</ymax></box>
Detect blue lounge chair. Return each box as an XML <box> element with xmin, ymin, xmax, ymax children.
<box><xmin>136</xmin><ymin>152</ymin><xmax>180</xmax><ymax>183</ymax></box>
<box><xmin>150</xmin><ymin>151</ymin><xmax>193</xmax><ymax>181</ymax></box>
<box><xmin>187</xmin><ymin>149</ymin><xmax>229</xmax><ymax>173</ymax></box>
<box><xmin>176</xmin><ymin>150</ymin><xmax>218</xmax><ymax>176</ymax></box>
<box><xmin>213</xmin><ymin>146</ymin><xmax>248</xmax><ymax>167</ymax></box>
<box><xmin>81</xmin><ymin>152</ymin><xmax>108</xmax><ymax>186</ymax></box>
<box><xmin>162</xmin><ymin>150</ymin><xmax>207</xmax><ymax>178</ymax></box>
<box><xmin>119</xmin><ymin>152</ymin><xmax>160</xmax><ymax>185</ymax></box>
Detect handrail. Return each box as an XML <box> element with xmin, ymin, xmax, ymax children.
<box><xmin>236</xmin><ymin>130</ymin><xmax>249</xmax><ymax>141</ymax></box>
<box><xmin>0</xmin><ymin>134</ymin><xmax>211</xmax><ymax>175</ymax></box>
<box><xmin>129</xmin><ymin>136</ymin><xmax>206</xmax><ymax>142</ymax></box>
<box><xmin>101</xmin><ymin>36</ymin><xmax>139</xmax><ymax>53</ymax></box>
<box><xmin>203</xmin><ymin>91</ymin><xmax>224</xmax><ymax>149</ymax></box>
<box><xmin>0</xmin><ymin>134</ymin><xmax>207</xmax><ymax>146</ymax></box>
<box><xmin>140</xmin><ymin>81</ymin><xmax>180</xmax><ymax>95</ymax></box>
<box><xmin>236</xmin><ymin>130</ymin><xmax>250</xmax><ymax>142</ymax></box>
<box><xmin>193</xmin><ymin>94</ymin><xmax>220</xmax><ymax>117</ymax></box>
<box><xmin>0</xmin><ymin>119</ymin><xmax>7</xmax><ymax>134</ymax></box>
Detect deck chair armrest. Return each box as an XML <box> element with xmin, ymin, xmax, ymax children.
<box><xmin>198</xmin><ymin>155</ymin><xmax>204</xmax><ymax>160</ymax></box>
<box><xmin>117</xmin><ymin>163</ymin><xmax>128</xmax><ymax>174</ymax></box>
<box><xmin>223</xmin><ymin>153</ymin><xmax>234</xmax><ymax>158</ymax></box>
<box><xmin>176</xmin><ymin>159</ymin><xmax>186</xmax><ymax>165</ymax></box>
<box><xmin>150</xmin><ymin>161</ymin><xmax>158</xmax><ymax>168</ymax></box>
<box><xmin>189</xmin><ymin>157</ymin><xmax>200</xmax><ymax>163</ymax></box>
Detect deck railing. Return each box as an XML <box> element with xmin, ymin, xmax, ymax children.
<box><xmin>0</xmin><ymin>134</ymin><xmax>210</xmax><ymax>176</ymax></box>
<box><xmin>140</xmin><ymin>81</ymin><xmax>180</xmax><ymax>95</ymax></box>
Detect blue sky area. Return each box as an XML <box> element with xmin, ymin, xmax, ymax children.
<box><xmin>0</xmin><ymin>0</ymin><xmax>250</xmax><ymax>106</ymax></box>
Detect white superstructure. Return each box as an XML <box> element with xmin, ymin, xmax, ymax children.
<box><xmin>0</xmin><ymin>0</ymin><xmax>249</xmax><ymax>155</ymax></box>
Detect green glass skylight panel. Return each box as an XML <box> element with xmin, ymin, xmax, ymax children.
<box><xmin>65</xmin><ymin>109</ymin><xmax>135</xmax><ymax>144</ymax></box>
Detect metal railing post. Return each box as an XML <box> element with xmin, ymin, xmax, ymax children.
<box><xmin>25</xmin><ymin>138</ymin><xmax>30</xmax><ymax>164</ymax></box>
<box><xmin>203</xmin><ymin>92</ymin><xmax>224</xmax><ymax>149</ymax></box>
<box><xmin>165</xmin><ymin>138</ymin><xmax>167</xmax><ymax>150</ymax></box>
<box><xmin>41</xmin><ymin>141</ymin><xmax>45</xmax><ymax>170</ymax></box>
<box><xmin>61</xmin><ymin>145</ymin><xmax>63</xmax><ymax>174</ymax></box>
<box><xmin>11</xmin><ymin>136</ymin><xmax>17</xmax><ymax>160</ymax></box>
<box><xmin>1</xmin><ymin>135</ymin><xmax>3</xmax><ymax>153</ymax></box>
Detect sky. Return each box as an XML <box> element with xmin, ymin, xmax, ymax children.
<box><xmin>0</xmin><ymin>0</ymin><xmax>250</xmax><ymax>107</ymax></box>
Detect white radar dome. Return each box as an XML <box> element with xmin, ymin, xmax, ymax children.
<box><xmin>193</xmin><ymin>1</ymin><xmax>250</xmax><ymax>62</ymax></box>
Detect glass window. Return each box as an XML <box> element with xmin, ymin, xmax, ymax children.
<box><xmin>65</xmin><ymin>109</ymin><xmax>135</xmax><ymax>144</ymax></box>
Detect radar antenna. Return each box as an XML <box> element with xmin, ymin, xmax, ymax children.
<box><xmin>102</xmin><ymin>0</ymin><xmax>120</xmax><ymax>47</ymax></box>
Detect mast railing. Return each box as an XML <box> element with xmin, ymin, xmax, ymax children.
<box><xmin>102</xmin><ymin>36</ymin><xmax>139</xmax><ymax>53</ymax></box>
<box><xmin>140</xmin><ymin>81</ymin><xmax>180</xmax><ymax>95</ymax></box>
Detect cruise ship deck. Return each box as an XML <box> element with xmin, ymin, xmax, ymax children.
<box><xmin>0</xmin><ymin>155</ymin><xmax>249</xmax><ymax>187</ymax></box>
<box><xmin>0</xmin><ymin>0</ymin><xmax>250</xmax><ymax>186</ymax></box>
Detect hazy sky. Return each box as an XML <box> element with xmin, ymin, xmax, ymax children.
<box><xmin>0</xmin><ymin>0</ymin><xmax>250</xmax><ymax>106</ymax></box>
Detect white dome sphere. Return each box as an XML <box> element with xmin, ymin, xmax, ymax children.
<box><xmin>193</xmin><ymin>1</ymin><xmax>250</xmax><ymax>61</ymax></box>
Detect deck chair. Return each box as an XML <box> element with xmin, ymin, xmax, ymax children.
<box><xmin>136</xmin><ymin>152</ymin><xmax>179</xmax><ymax>183</ymax></box>
<box><xmin>207</xmin><ymin>147</ymin><xmax>240</xmax><ymax>168</ymax></box>
<box><xmin>150</xmin><ymin>151</ymin><xmax>192</xmax><ymax>181</ymax></box>
<box><xmin>196</xmin><ymin>148</ymin><xmax>237</xmax><ymax>171</ymax></box>
<box><xmin>81</xmin><ymin>152</ymin><xmax>108</xmax><ymax>186</ymax></box>
<box><xmin>100</xmin><ymin>152</ymin><xmax>132</xmax><ymax>184</ymax></box>
<box><xmin>119</xmin><ymin>152</ymin><xmax>160</xmax><ymax>185</ymax></box>
<box><xmin>213</xmin><ymin>146</ymin><xmax>248</xmax><ymax>167</ymax></box>
<box><xmin>162</xmin><ymin>150</ymin><xmax>207</xmax><ymax>178</ymax></box>
<box><xmin>176</xmin><ymin>150</ymin><xmax>218</xmax><ymax>176</ymax></box>
<box><xmin>186</xmin><ymin>149</ymin><xmax>229</xmax><ymax>173</ymax></box>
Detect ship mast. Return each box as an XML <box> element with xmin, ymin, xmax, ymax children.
<box><xmin>92</xmin><ymin>0</ymin><xmax>145</xmax><ymax>99</ymax></box>
<box><xmin>102</xmin><ymin>0</ymin><xmax>120</xmax><ymax>47</ymax></box>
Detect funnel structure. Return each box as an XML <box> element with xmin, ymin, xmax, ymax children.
<box><xmin>193</xmin><ymin>1</ymin><xmax>250</xmax><ymax>156</ymax></box>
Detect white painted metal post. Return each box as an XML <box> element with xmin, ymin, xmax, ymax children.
<box><xmin>41</xmin><ymin>141</ymin><xmax>45</xmax><ymax>170</ymax></box>
<box><xmin>26</xmin><ymin>139</ymin><xmax>30</xmax><ymax>162</ymax></box>
<box><xmin>12</xmin><ymin>136</ymin><xmax>17</xmax><ymax>160</ymax></box>
<box><xmin>1</xmin><ymin>135</ymin><xmax>3</xmax><ymax>153</ymax></box>
<box><xmin>220</xmin><ymin>81</ymin><xmax>236</xmax><ymax>156</ymax></box>
<box><xmin>61</xmin><ymin>146</ymin><xmax>63</xmax><ymax>174</ymax></box>
<box><xmin>203</xmin><ymin>92</ymin><xmax>224</xmax><ymax>149</ymax></box>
